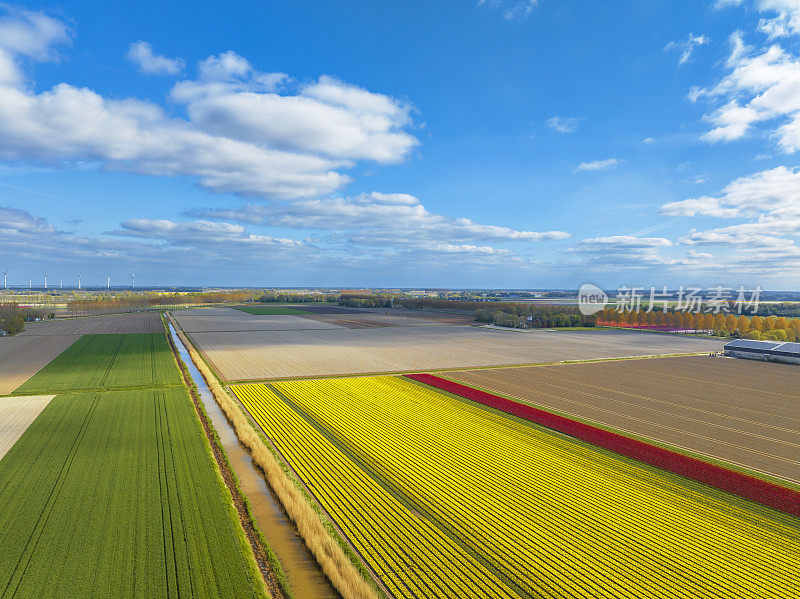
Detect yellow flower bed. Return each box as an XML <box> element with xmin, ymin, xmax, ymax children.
<box><xmin>234</xmin><ymin>376</ymin><xmax>800</xmax><ymax>599</ymax></box>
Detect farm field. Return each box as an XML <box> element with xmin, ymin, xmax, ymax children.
<box><xmin>14</xmin><ymin>333</ymin><xmax>182</xmax><ymax>395</ymax></box>
<box><xmin>173</xmin><ymin>307</ymin><xmax>343</xmax><ymax>332</ymax></box>
<box><xmin>19</xmin><ymin>312</ymin><xmax>163</xmax><ymax>335</ymax></box>
<box><xmin>235</xmin><ymin>376</ymin><xmax>800</xmax><ymax>599</ymax></box>
<box><xmin>232</xmin><ymin>305</ymin><xmax>315</xmax><ymax>315</ymax></box>
<box><xmin>194</xmin><ymin>327</ymin><xmax>726</xmax><ymax>381</ymax></box>
<box><xmin>0</xmin><ymin>395</ymin><xmax>55</xmax><ymax>459</ymax></box>
<box><xmin>445</xmin><ymin>356</ymin><xmax>800</xmax><ymax>483</ymax></box>
<box><xmin>0</xmin><ymin>334</ymin><xmax>80</xmax><ymax>395</ymax></box>
<box><xmin>0</xmin><ymin>387</ymin><xmax>265</xmax><ymax>598</ymax></box>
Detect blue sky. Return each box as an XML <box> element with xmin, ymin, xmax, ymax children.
<box><xmin>1</xmin><ymin>0</ymin><xmax>799</xmax><ymax>288</ymax></box>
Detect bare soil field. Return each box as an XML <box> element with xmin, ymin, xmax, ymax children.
<box><xmin>188</xmin><ymin>326</ymin><xmax>726</xmax><ymax>381</ymax></box>
<box><xmin>300</xmin><ymin>309</ymin><xmax>476</xmax><ymax>328</ymax></box>
<box><xmin>297</xmin><ymin>315</ymin><xmax>397</xmax><ymax>329</ymax></box>
<box><xmin>360</xmin><ymin>307</ymin><xmax>477</xmax><ymax>325</ymax></box>
<box><xmin>446</xmin><ymin>356</ymin><xmax>800</xmax><ymax>483</ymax></box>
<box><xmin>173</xmin><ymin>307</ymin><xmax>343</xmax><ymax>332</ymax></box>
<box><xmin>0</xmin><ymin>335</ymin><xmax>81</xmax><ymax>395</ymax></box>
<box><xmin>0</xmin><ymin>394</ymin><xmax>56</xmax><ymax>460</ymax></box>
<box><xmin>18</xmin><ymin>312</ymin><xmax>163</xmax><ymax>335</ymax></box>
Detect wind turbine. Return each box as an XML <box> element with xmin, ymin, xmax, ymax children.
<box><xmin>131</xmin><ymin>273</ymin><xmax>135</xmax><ymax>289</ymax></box>
<box><xmin>44</xmin><ymin>272</ymin><xmax>47</xmax><ymax>289</ymax></box>
<box><xmin>2</xmin><ymin>271</ymin><xmax>7</xmax><ymax>289</ymax></box>
<box><xmin>77</xmin><ymin>274</ymin><xmax>82</xmax><ymax>290</ymax></box>
<box><xmin>107</xmin><ymin>274</ymin><xmax>111</xmax><ymax>290</ymax></box>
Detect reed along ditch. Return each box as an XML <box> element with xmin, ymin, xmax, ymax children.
<box><xmin>168</xmin><ymin>322</ymin><xmax>338</xmax><ymax>599</ymax></box>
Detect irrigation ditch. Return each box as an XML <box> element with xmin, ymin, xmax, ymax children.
<box><xmin>165</xmin><ymin>315</ymin><xmax>371</xmax><ymax>599</ymax></box>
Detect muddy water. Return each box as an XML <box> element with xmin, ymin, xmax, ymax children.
<box><xmin>168</xmin><ymin>323</ymin><xmax>338</xmax><ymax>599</ymax></box>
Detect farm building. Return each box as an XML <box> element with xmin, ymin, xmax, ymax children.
<box><xmin>723</xmin><ymin>339</ymin><xmax>800</xmax><ymax>364</ymax></box>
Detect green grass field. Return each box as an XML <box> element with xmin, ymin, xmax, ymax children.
<box><xmin>14</xmin><ymin>333</ymin><xmax>182</xmax><ymax>394</ymax></box>
<box><xmin>232</xmin><ymin>305</ymin><xmax>312</xmax><ymax>315</ymax></box>
<box><xmin>0</xmin><ymin>387</ymin><xmax>265</xmax><ymax>598</ymax></box>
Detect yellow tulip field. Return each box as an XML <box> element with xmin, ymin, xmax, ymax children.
<box><xmin>233</xmin><ymin>376</ymin><xmax>800</xmax><ymax>599</ymax></box>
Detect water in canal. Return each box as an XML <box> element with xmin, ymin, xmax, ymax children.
<box><xmin>168</xmin><ymin>322</ymin><xmax>338</xmax><ymax>599</ymax></box>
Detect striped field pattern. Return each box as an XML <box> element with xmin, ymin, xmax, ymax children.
<box><xmin>234</xmin><ymin>376</ymin><xmax>800</xmax><ymax>599</ymax></box>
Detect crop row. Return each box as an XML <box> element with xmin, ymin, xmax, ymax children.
<box><xmin>14</xmin><ymin>333</ymin><xmax>182</xmax><ymax>394</ymax></box>
<box><xmin>0</xmin><ymin>388</ymin><xmax>264</xmax><ymax>598</ymax></box>
<box><xmin>233</xmin><ymin>383</ymin><xmax>517</xmax><ymax>599</ymax></box>
<box><xmin>264</xmin><ymin>376</ymin><xmax>799</xmax><ymax>599</ymax></box>
<box><xmin>408</xmin><ymin>372</ymin><xmax>800</xmax><ymax>516</ymax></box>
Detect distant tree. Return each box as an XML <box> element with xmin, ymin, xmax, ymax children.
<box><xmin>737</xmin><ymin>315</ymin><xmax>750</xmax><ymax>334</ymax></box>
<box><xmin>750</xmin><ymin>315</ymin><xmax>764</xmax><ymax>332</ymax></box>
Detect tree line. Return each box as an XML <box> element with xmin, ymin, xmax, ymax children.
<box><xmin>0</xmin><ymin>303</ymin><xmax>46</xmax><ymax>335</ymax></box>
<box><xmin>257</xmin><ymin>292</ymin><xmax>338</xmax><ymax>303</ymax></box>
<box><xmin>598</xmin><ymin>308</ymin><xmax>800</xmax><ymax>342</ymax></box>
<box><xmin>337</xmin><ymin>294</ymin><xmax>596</xmax><ymax>328</ymax></box>
<box><xmin>67</xmin><ymin>290</ymin><xmax>261</xmax><ymax>315</ymax></box>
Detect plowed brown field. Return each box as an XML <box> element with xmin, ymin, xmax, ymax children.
<box><xmin>446</xmin><ymin>356</ymin><xmax>800</xmax><ymax>483</ymax></box>
<box><xmin>0</xmin><ymin>335</ymin><xmax>80</xmax><ymax>395</ymax></box>
<box><xmin>19</xmin><ymin>313</ymin><xmax>163</xmax><ymax>335</ymax></box>
<box><xmin>189</xmin><ymin>327</ymin><xmax>725</xmax><ymax>381</ymax></box>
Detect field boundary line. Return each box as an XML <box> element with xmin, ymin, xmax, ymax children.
<box><xmin>224</xmin><ymin>352</ymin><xmax>710</xmax><ymax>384</ymax></box>
<box><xmin>406</xmin><ymin>373</ymin><xmax>800</xmax><ymax>517</ymax></box>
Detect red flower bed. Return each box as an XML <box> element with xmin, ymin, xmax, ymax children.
<box><xmin>406</xmin><ymin>373</ymin><xmax>800</xmax><ymax>518</ymax></box>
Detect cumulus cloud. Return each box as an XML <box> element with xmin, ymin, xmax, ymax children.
<box><xmin>0</xmin><ymin>9</ymin><xmax>417</xmax><ymax>200</ymax></box>
<box><xmin>546</xmin><ymin>116</ymin><xmax>580</xmax><ymax>134</ymax></box>
<box><xmin>191</xmin><ymin>192</ymin><xmax>571</xmax><ymax>254</ymax></box>
<box><xmin>582</xmin><ymin>236</ymin><xmax>673</xmax><ymax>247</ymax></box>
<box><xmin>665</xmin><ymin>33</ymin><xmax>709</xmax><ymax>65</ymax></box>
<box><xmin>661</xmin><ymin>167</ymin><xmax>800</xmax><ymax>270</ymax></box>
<box><xmin>172</xmin><ymin>68</ymin><xmax>416</xmax><ymax>163</ymax></box>
<box><xmin>692</xmin><ymin>22</ymin><xmax>800</xmax><ymax>151</ymax></box>
<box><xmin>127</xmin><ymin>41</ymin><xmax>184</xmax><ymax>75</ymax></box>
<box><xmin>566</xmin><ymin>236</ymin><xmax>701</xmax><ymax>270</ymax></box>
<box><xmin>0</xmin><ymin>6</ymin><xmax>70</xmax><ymax>86</ymax></box>
<box><xmin>576</xmin><ymin>158</ymin><xmax>620</xmax><ymax>171</ymax></box>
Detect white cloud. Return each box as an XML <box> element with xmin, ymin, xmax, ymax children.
<box><xmin>0</xmin><ymin>7</ymin><xmax>70</xmax><ymax>86</ymax></box>
<box><xmin>546</xmin><ymin>116</ymin><xmax>580</xmax><ymax>134</ymax></box>
<box><xmin>0</xmin><ymin>12</ymin><xmax>417</xmax><ymax>200</ymax></box>
<box><xmin>642</xmin><ymin>137</ymin><xmax>656</xmax><ymax>144</ymax></box>
<box><xmin>566</xmin><ymin>236</ymin><xmax>701</xmax><ymax>269</ymax></box>
<box><xmin>191</xmin><ymin>192</ymin><xmax>571</xmax><ymax>250</ymax></box>
<box><xmin>693</xmin><ymin>25</ymin><xmax>800</xmax><ymax>151</ymax></box>
<box><xmin>660</xmin><ymin>197</ymin><xmax>740</xmax><ymax>217</ymax></box>
<box><xmin>576</xmin><ymin>158</ymin><xmax>620</xmax><ymax>171</ymax></box>
<box><xmin>662</xmin><ymin>167</ymin><xmax>800</xmax><ymax>271</ymax></box>
<box><xmin>127</xmin><ymin>41</ymin><xmax>184</xmax><ymax>75</ymax></box>
<box><xmin>114</xmin><ymin>218</ymin><xmax>304</xmax><ymax>248</ymax></box>
<box><xmin>755</xmin><ymin>0</ymin><xmax>800</xmax><ymax>38</ymax></box>
<box><xmin>478</xmin><ymin>0</ymin><xmax>539</xmax><ymax>20</ymax></box>
<box><xmin>665</xmin><ymin>33</ymin><xmax>709</xmax><ymax>66</ymax></box>
<box><xmin>582</xmin><ymin>236</ymin><xmax>673</xmax><ymax>248</ymax></box>
<box><xmin>172</xmin><ymin>69</ymin><xmax>417</xmax><ymax>163</ymax></box>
